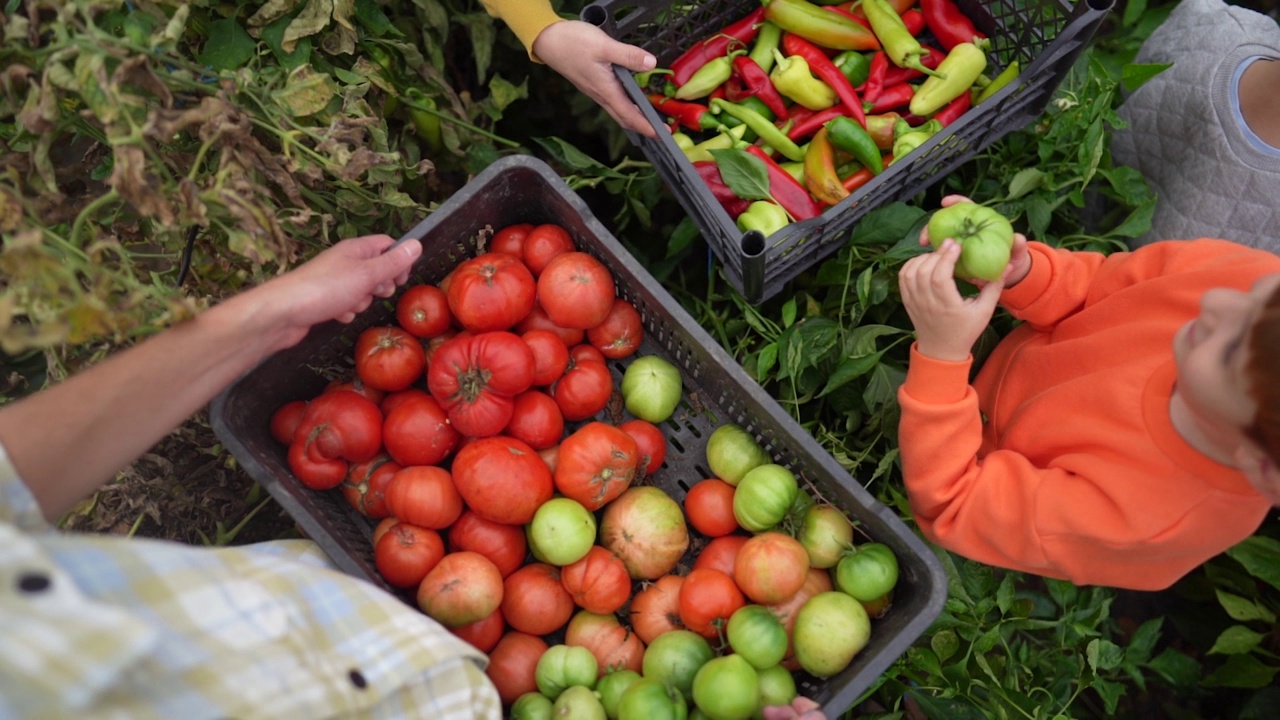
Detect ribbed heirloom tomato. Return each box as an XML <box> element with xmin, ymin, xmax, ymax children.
<box><xmin>450</xmin><ymin>435</ymin><xmax>553</xmax><ymax>525</ymax></box>
<box><xmin>340</xmin><ymin>454</ymin><xmax>401</xmax><ymax>518</ymax></box>
<box><xmin>289</xmin><ymin>390</ymin><xmax>382</xmax><ymax>489</ymax></box>
<box><xmin>384</xmin><ymin>465</ymin><xmax>463</xmax><ymax>530</ymax></box>
<box><xmin>564</xmin><ymin>610</ymin><xmax>645</xmax><ymax>676</ymax></box>
<box><xmin>445</xmin><ymin>251</ymin><xmax>536</xmax><ymax>332</ymax></box>
<box><xmin>554</xmin><ymin>422</ymin><xmax>638</xmax><ymax>511</ymax></box>
<box><xmin>629</xmin><ymin>574</ymin><xmax>685</xmax><ymax>644</ymax></box>
<box><xmin>427</xmin><ymin>331</ymin><xmax>535</xmax><ymax>437</ymax></box>
<box><xmin>501</xmin><ymin>562</ymin><xmax>575</xmax><ymax>636</ymax></box>
<box><xmin>734</xmin><ymin>532</ymin><xmax>811</xmax><ymax>604</ymax></box>
<box><xmin>560</xmin><ymin>545</ymin><xmax>632</xmax><ymax>614</ymax></box>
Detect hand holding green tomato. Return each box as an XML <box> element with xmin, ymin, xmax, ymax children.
<box><xmin>918</xmin><ymin>195</ymin><xmax>1031</xmax><ymax>286</ymax></box>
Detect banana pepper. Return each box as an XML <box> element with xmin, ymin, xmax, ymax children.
<box><xmin>909</xmin><ymin>42</ymin><xmax>988</xmax><ymax>116</ymax></box>
<box><xmin>770</xmin><ymin>49</ymin><xmax>837</xmax><ymax>111</ymax></box>
<box><xmin>737</xmin><ymin>200</ymin><xmax>791</xmax><ymax>237</ymax></box>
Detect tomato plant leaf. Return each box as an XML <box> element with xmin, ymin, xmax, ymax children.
<box><xmin>1226</xmin><ymin>536</ymin><xmax>1280</xmax><ymax>591</ymax></box>
<box><xmin>261</xmin><ymin>13</ymin><xmax>313</xmax><ymax>70</ymax></box>
<box><xmin>907</xmin><ymin>689</ymin><xmax>989</xmax><ymax>720</ymax></box>
<box><xmin>931</xmin><ymin>628</ymin><xmax>959</xmax><ymax>662</ymax></box>
<box><xmin>198</xmin><ymin>19</ymin><xmax>256</xmax><ymax>71</ymax></box>
<box><xmin>710</xmin><ymin>149</ymin><xmax>771</xmax><ymax>201</ymax></box>
<box><xmin>1087</xmin><ymin>639</ymin><xmax>1124</xmax><ymax>672</ymax></box>
<box><xmin>1121</xmin><ymin>62</ymin><xmax>1170</xmax><ymax>93</ymax></box>
<box><xmin>1215</xmin><ymin>589</ymin><xmax>1277</xmax><ymax>624</ymax></box>
<box><xmin>354</xmin><ymin>0</ymin><xmax>399</xmax><ymax>37</ymax></box>
<box><xmin>756</xmin><ymin>342</ymin><xmax>778</xmax><ymax>377</ymax></box>
<box><xmin>1209</xmin><ymin>625</ymin><xmax>1266</xmax><ymax>656</ymax></box>
<box><xmin>819</xmin><ymin>351</ymin><xmax>883</xmax><ymax>397</ymax></box>
<box><xmin>454</xmin><ymin>11</ymin><xmax>496</xmax><ymax>83</ymax></box>
<box><xmin>1006</xmin><ymin>168</ymin><xmax>1046</xmax><ymax>200</ymax></box>
<box><xmin>1091</xmin><ymin>677</ymin><xmax>1125</xmax><ymax>715</ymax></box>
<box><xmin>781</xmin><ymin>298</ymin><xmax>797</xmax><ymax>328</ymax></box>
<box><xmin>1203</xmin><ymin>653</ymin><xmax>1279</xmax><ymax>689</ymax></box>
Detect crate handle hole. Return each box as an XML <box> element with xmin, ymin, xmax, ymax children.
<box><xmin>582</xmin><ymin>3</ymin><xmax>607</xmax><ymax>27</ymax></box>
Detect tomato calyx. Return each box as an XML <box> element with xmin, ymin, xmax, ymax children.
<box><xmin>454</xmin><ymin>366</ymin><xmax>495</xmax><ymax>403</ymax></box>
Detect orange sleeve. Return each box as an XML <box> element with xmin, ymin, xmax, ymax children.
<box><xmin>998</xmin><ymin>242</ymin><xmax>1110</xmax><ymax>331</ymax></box>
<box><xmin>480</xmin><ymin>0</ymin><xmax>565</xmax><ymax>62</ymax></box>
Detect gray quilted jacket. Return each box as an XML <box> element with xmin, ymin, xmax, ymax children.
<box><xmin>1111</xmin><ymin>0</ymin><xmax>1280</xmax><ymax>253</ymax></box>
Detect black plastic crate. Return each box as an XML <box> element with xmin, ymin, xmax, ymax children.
<box><xmin>582</xmin><ymin>0</ymin><xmax>1115</xmax><ymax>303</ymax></box>
<box><xmin>210</xmin><ymin>155</ymin><xmax>947</xmax><ymax>714</ymax></box>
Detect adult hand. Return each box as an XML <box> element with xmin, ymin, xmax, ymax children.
<box><xmin>918</xmin><ymin>194</ymin><xmax>1032</xmax><ymax>288</ymax></box>
<box><xmin>763</xmin><ymin>696</ymin><xmax>826</xmax><ymax>720</ymax></box>
<box><xmin>533</xmin><ymin>20</ymin><xmax>658</xmax><ymax>138</ymax></box>
<box><xmin>899</xmin><ymin>238</ymin><xmax>1004</xmax><ymax>362</ymax></box>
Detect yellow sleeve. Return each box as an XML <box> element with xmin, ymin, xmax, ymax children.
<box><xmin>480</xmin><ymin>0</ymin><xmax>566</xmax><ymax>62</ymax></box>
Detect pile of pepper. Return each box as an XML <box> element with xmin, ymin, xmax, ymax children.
<box><xmin>641</xmin><ymin>0</ymin><xmax>1020</xmax><ymax>238</ymax></box>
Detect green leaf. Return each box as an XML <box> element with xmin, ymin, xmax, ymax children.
<box><xmin>261</xmin><ymin>12</ymin><xmax>313</xmax><ymax>70</ymax></box>
<box><xmin>1087</xmin><ymin>639</ymin><xmax>1124</xmax><ymax>672</ymax></box>
<box><xmin>792</xmin><ymin>318</ymin><xmax>840</xmax><ymax>366</ymax></box>
<box><xmin>353</xmin><ymin>0</ymin><xmax>399</xmax><ymax>36</ymax></box>
<box><xmin>995</xmin><ymin>573</ymin><xmax>1015</xmax><ymax>615</ymax></box>
<box><xmin>1092</xmin><ymin>678</ymin><xmax>1125</xmax><ymax>715</ymax></box>
<box><xmin>1126</xmin><ymin>617</ymin><xmax>1163</xmax><ymax>665</ymax></box>
<box><xmin>849</xmin><ymin>203</ymin><xmax>926</xmax><ymax>246</ymax></box>
<box><xmin>532</xmin><ymin>137</ymin><xmax>625</xmax><ymax>178</ymax></box>
<box><xmin>1121</xmin><ymin>62</ymin><xmax>1171</xmax><ymax>93</ymax></box>
<box><xmin>1105</xmin><ymin>197</ymin><xmax>1156</xmax><ymax>239</ymax></box>
<box><xmin>862</xmin><ymin>362</ymin><xmax>903</xmax><ymax>411</ymax></box>
<box><xmin>199</xmin><ymin>18</ymin><xmax>256</xmax><ymax>70</ymax></box>
<box><xmin>276</xmin><ymin>65</ymin><xmax>338</xmax><ymax>117</ymax></box>
<box><xmin>1120</xmin><ymin>0</ymin><xmax>1147</xmax><ymax>26</ymax></box>
<box><xmin>486</xmin><ymin>73</ymin><xmax>527</xmax><ymax>114</ymax></box>
<box><xmin>1209</xmin><ymin>625</ymin><xmax>1266</xmax><ymax>655</ymax></box>
<box><xmin>454</xmin><ymin>11</ymin><xmax>496</xmax><ymax>83</ymax></box>
<box><xmin>1216</xmin><ymin>589</ymin><xmax>1277</xmax><ymax>624</ymax></box>
<box><xmin>1203</xmin><ymin>653</ymin><xmax>1280</xmax><ymax>689</ymax></box>
<box><xmin>930</xmin><ymin>629</ymin><xmax>959</xmax><ymax>662</ymax></box>
<box><xmin>1147</xmin><ymin>648</ymin><xmax>1201</xmax><ymax>687</ymax></box>
<box><xmin>1226</xmin><ymin>535</ymin><xmax>1280</xmax><ymax>592</ymax></box>
<box><xmin>781</xmin><ymin>298</ymin><xmax>797</xmax><ymax>328</ymax></box>
<box><xmin>756</xmin><ymin>342</ymin><xmax>778</xmax><ymax>377</ymax></box>
<box><xmin>906</xmin><ymin>689</ymin><xmax>988</xmax><ymax>720</ymax></box>
<box><xmin>711</xmin><ymin>149</ymin><xmax>771</xmax><ymax>202</ymax></box>
<box><xmin>665</xmin><ymin>217</ymin><xmax>699</xmax><ymax>259</ymax></box>
<box><xmin>845</xmin><ymin>324</ymin><xmax>905</xmax><ymax>356</ymax></box>
<box><xmin>819</xmin><ymin>351</ymin><xmax>884</xmax><ymax>397</ymax></box>
<box><xmin>1077</xmin><ymin>117</ymin><xmax>1104</xmax><ymax>188</ymax></box>
<box><xmin>1006</xmin><ymin>168</ymin><xmax>1045</xmax><ymax>200</ymax></box>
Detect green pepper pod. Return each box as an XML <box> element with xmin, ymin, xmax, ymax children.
<box><xmin>749</xmin><ymin>21</ymin><xmax>784</xmax><ymax>74</ymax></box>
<box><xmin>974</xmin><ymin>60</ymin><xmax>1019</xmax><ymax>106</ymax></box>
<box><xmin>675</xmin><ymin>51</ymin><xmax>743</xmax><ymax>100</ymax></box>
<box><xmin>862</xmin><ymin>0</ymin><xmax>945</xmax><ymax>79</ymax></box>
<box><xmin>833</xmin><ymin>51</ymin><xmax>872</xmax><ymax>87</ymax></box>
<box><xmin>403</xmin><ymin>88</ymin><xmax>443</xmax><ymax>153</ymax></box>
<box><xmin>684</xmin><ymin>123</ymin><xmax>750</xmax><ymax>163</ymax></box>
<box><xmin>710</xmin><ymin>98</ymin><xmax>806</xmax><ymax>162</ymax></box>
<box><xmin>826</xmin><ymin>116</ymin><xmax>884</xmax><ymax>175</ymax></box>
<box><xmin>890</xmin><ymin>118</ymin><xmax>943</xmax><ymax>162</ymax></box>
<box><xmin>769</xmin><ymin>49</ymin><xmax>837</xmax><ymax>111</ymax></box>
<box><xmin>779</xmin><ymin>160</ymin><xmax>806</xmax><ymax>185</ymax></box>
<box><xmin>763</xmin><ymin>0</ymin><xmax>882</xmax><ymax>51</ymax></box>
<box><xmin>737</xmin><ymin>200</ymin><xmax>791</xmax><ymax>237</ymax></box>
<box><xmin>910</xmin><ymin>42</ymin><xmax>988</xmax><ymax>116</ymax></box>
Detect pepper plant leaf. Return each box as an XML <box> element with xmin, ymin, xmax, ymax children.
<box><xmin>710</xmin><ymin>149</ymin><xmax>770</xmax><ymax>201</ymax></box>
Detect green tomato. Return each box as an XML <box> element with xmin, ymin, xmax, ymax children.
<box><xmin>554</xmin><ymin>684</ymin><xmax>607</xmax><ymax>720</ymax></box>
<box><xmin>535</xmin><ymin>644</ymin><xmax>599</xmax><ymax>700</ymax></box>
<box><xmin>527</xmin><ymin>497</ymin><xmax>596</xmax><ymax>566</ymax></box>
<box><xmin>832</xmin><ymin>542</ymin><xmax>899</xmax><ymax>602</ymax></box>
<box><xmin>642</xmin><ymin>630</ymin><xmax>715</xmax><ymax>701</ymax></box>
<box><xmin>732</xmin><ymin>464</ymin><xmax>798</xmax><ymax>532</ymax></box>
<box><xmin>511</xmin><ymin>691</ymin><xmax>554</xmax><ymax>720</ymax></box>
<box><xmin>726</xmin><ymin>605</ymin><xmax>788</xmax><ymax>670</ymax></box>
<box><xmin>705</xmin><ymin>424</ymin><xmax>771</xmax><ymax>486</ymax></box>
<box><xmin>596</xmin><ymin>669</ymin><xmax>643</xmax><ymax>720</ymax></box>
<box><xmin>792</xmin><ymin>592</ymin><xmax>871</xmax><ymax>678</ymax></box>
<box><xmin>621</xmin><ymin>356</ymin><xmax>683</xmax><ymax>423</ymax></box>
<box><xmin>927</xmin><ymin>203</ymin><xmax>1015</xmax><ymax>282</ymax></box>
<box><xmin>618</xmin><ymin>677</ymin><xmax>689</xmax><ymax>720</ymax></box>
<box><xmin>754</xmin><ymin>665</ymin><xmax>798</xmax><ymax>716</ymax></box>
<box><xmin>692</xmin><ymin>654</ymin><xmax>759</xmax><ymax>720</ymax></box>
<box><xmin>798</xmin><ymin>505</ymin><xmax>854</xmax><ymax>569</ymax></box>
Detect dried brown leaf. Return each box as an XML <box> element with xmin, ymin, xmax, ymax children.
<box><xmin>108</xmin><ymin>144</ymin><xmax>175</xmax><ymax>226</ymax></box>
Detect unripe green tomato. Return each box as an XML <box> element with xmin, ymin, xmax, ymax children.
<box><xmin>798</xmin><ymin>504</ymin><xmax>854</xmax><ymax>569</ymax></box>
<box><xmin>726</xmin><ymin>605</ymin><xmax>788</xmax><ymax>669</ymax></box>
<box><xmin>535</xmin><ymin>644</ymin><xmax>598</xmax><ymax>700</ymax></box>
<box><xmin>620</xmin><ymin>356</ymin><xmax>683</xmax><ymax>423</ymax></box>
<box><xmin>692</xmin><ymin>654</ymin><xmax>759</xmax><ymax>720</ymax></box>
<box><xmin>754</xmin><ymin>665</ymin><xmax>798</xmax><ymax>716</ymax></box>
<box><xmin>618</xmin><ymin>677</ymin><xmax>688</xmax><ymax>720</ymax></box>
<box><xmin>705</xmin><ymin>424</ymin><xmax>771</xmax><ymax>486</ymax></box>
<box><xmin>554</xmin><ymin>684</ymin><xmax>607</xmax><ymax>720</ymax></box>
<box><xmin>511</xmin><ymin>691</ymin><xmax>554</xmax><ymax>720</ymax></box>
<box><xmin>833</xmin><ymin>542</ymin><xmax>899</xmax><ymax>602</ymax></box>
<box><xmin>927</xmin><ymin>203</ymin><xmax>1015</xmax><ymax>282</ymax></box>
<box><xmin>732</xmin><ymin>464</ymin><xmax>799</xmax><ymax>532</ymax></box>
<box><xmin>596</xmin><ymin>669</ymin><xmax>642</xmax><ymax>720</ymax></box>
<box><xmin>527</xmin><ymin>497</ymin><xmax>596</xmax><ymax>566</ymax></box>
<box><xmin>793</xmin><ymin>591</ymin><xmax>871</xmax><ymax>677</ymax></box>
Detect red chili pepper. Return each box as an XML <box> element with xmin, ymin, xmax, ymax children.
<box><xmin>880</xmin><ymin>46</ymin><xmax>947</xmax><ymax>88</ymax></box>
<box><xmin>709</xmin><ymin>85</ymin><xmax>728</xmax><ymax>102</ymax></box>
<box><xmin>744</xmin><ymin>145</ymin><xmax>823</xmax><ymax>221</ymax></box>
<box><xmin>693</xmin><ymin>161</ymin><xmax>753</xmax><ymax>219</ymax></box>
<box><xmin>731</xmin><ymin>55</ymin><xmax>791</xmax><ymax>120</ymax></box>
<box><xmin>932</xmin><ymin>89</ymin><xmax>971</xmax><ymax>126</ymax></box>
<box><xmin>860</xmin><ymin>51</ymin><xmax>889</xmax><ymax>102</ymax></box>
<box><xmin>919</xmin><ymin>0</ymin><xmax>986</xmax><ymax>51</ymax></box>
<box><xmin>901</xmin><ymin>9</ymin><xmax>926</xmax><ymax>36</ymax></box>
<box><xmin>671</xmin><ymin>7</ymin><xmax>766</xmax><ymax>86</ymax></box>
<box><xmin>787</xmin><ymin>106</ymin><xmax>848</xmax><ymax>141</ymax></box>
<box><xmin>781</xmin><ymin>33</ymin><xmax>866</xmax><ymax>128</ymax></box>
<box><xmin>822</xmin><ymin>5</ymin><xmax>871</xmax><ymax>29</ymax></box>
<box><xmin>724</xmin><ymin>77</ymin><xmax>749</xmax><ymax>103</ymax></box>
<box><xmin>648</xmin><ymin>94</ymin><xmax>719</xmax><ymax>132</ymax></box>
<box><xmin>841</xmin><ymin>165</ymin><xmax>876</xmax><ymax>193</ymax></box>
<box><xmin>864</xmin><ymin>83</ymin><xmax>913</xmax><ymax>113</ymax></box>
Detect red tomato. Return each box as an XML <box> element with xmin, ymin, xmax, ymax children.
<box><xmin>514</xmin><ymin>303</ymin><xmax>586</xmax><ymax>348</ymax></box>
<box><xmin>501</xmin><ymin>562</ymin><xmax>575</xmax><ymax>636</ymax></box>
<box><xmin>374</xmin><ymin>522</ymin><xmax>445</xmax><ymax>588</ymax></box>
<box><xmin>341</xmin><ymin>454</ymin><xmax>401</xmax><ymax>518</ymax></box>
<box><xmin>382</xmin><ymin>395</ymin><xmax>459</xmax><ymax>466</ymax></box>
<box><xmin>490</xmin><ymin>223</ymin><xmax>534</xmax><ymax>257</ymax></box>
<box><xmin>521</xmin><ymin>329</ymin><xmax>570</xmax><ymax>387</ymax></box>
<box><xmin>554</xmin><ymin>422</ymin><xmax>638</xmax><ymax>511</ymax></box>
<box><xmin>678</xmin><ymin>568</ymin><xmax>746</xmax><ymax>640</ymax></box>
<box><xmin>355</xmin><ymin>326</ymin><xmax>427</xmax><ymax>392</ymax></box>
<box><xmin>427</xmin><ymin>331</ymin><xmax>535</xmax><ymax>437</ymax></box>
<box><xmin>693</xmin><ymin>534</ymin><xmax>749</xmax><ymax>580</ymax></box>
<box><xmin>560</xmin><ymin>546</ymin><xmax>633</xmax><ymax>615</ymax></box>
<box><xmin>288</xmin><ymin>441</ymin><xmax>346</xmax><ymax>490</ymax></box>
<box><xmin>292</xmin><ymin>390</ymin><xmax>383</xmax><ymax>463</ymax></box>
<box><xmin>619</xmin><ymin>419</ymin><xmax>666</xmax><ymax>478</ymax></box>
<box><xmin>734</xmin><ymin>532</ymin><xmax>811</xmax><ymax>604</ymax></box>
<box><xmin>380</xmin><ymin>388</ymin><xmax>430</xmax><ymax>416</ymax></box>
<box><xmin>396</xmin><ymin>285</ymin><xmax>452</xmax><ymax>339</ymax></box>
<box><xmin>424</xmin><ymin>330</ymin><xmax>458</xmax><ymax>368</ymax></box>
<box><xmin>270</xmin><ymin>400</ymin><xmax>308</xmax><ymax>445</ymax></box>
<box><xmin>447</xmin><ymin>510</ymin><xmax>528</xmax><ymax>578</ymax></box>
<box><xmin>551</xmin><ymin>359</ymin><xmax>613</xmax><ymax>422</ymax></box>
<box><xmin>450</xmin><ymin>606</ymin><xmax>505</xmax><ymax>653</ymax></box>
<box><xmin>385</xmin><ymin>465</ymin><xmax>463</xmax><ymax>530</ymax></box>
<box><xmin>569</xmin><ymin>344</ymin><xmax>607</xmax><ymax>366</ymax></box>
<box><xmin>324</xmin><ymin>377</ymin><xmax>386</xmax><ymax>405</ymax></box>
<box><xmin>537</xmin><ymin>252</ymin><xmax>616</xmax><ymax>330</ymax></box>
<box><xmin>629</xmin><ymin>574</ymin><xmax>685</xmax><ymax>644</ymax></box>
<box><xmin>684</xmin><ymin>479</ymin><xmax>739</xmax><ymax>537</ymax></box>
<box><xmin>538</xmin><ymin>444</ymin><xmax>560</xmax><ymax>474</ymax></box>
<box><xmin>371</xmin><ymin>517</ymin><xmax>398</xmax><ymax>547</ymax></box>
<box><xmin>487</xmin><ymin>632</ymin><xmax>549</xmax><ymax>705</ymax></box>
<box><xmin>522</xmin><ymin>223</ymin><xmax>576</xmax><ymax>276</ymax></box>
<box><xmin>451</xmin><ymin>435</ymin><xmax>554</xmax><ymax>525</ymax></box>
<box><xmin>446</xmin><ymin>252</ymin><xmax>536</xmax><ymax>332</ymax></box>
<box><xmin>587</xmin><ymin>299</ymin><xmax>644</xmax><ymax>359</ymax></box>
<box><xmin>565</xmin><ymin>610</ymin><xmax>645</xmax><ymax>677</ymax></box>
<box><xmin>417</xmin><ymin>551</ymin><xmax>504</xmax><ymax>628</ymax></box>
<box><xmin>504</xmin><ymin>390</ymin><xmax>565</xmax><ymax>451</ymax></box>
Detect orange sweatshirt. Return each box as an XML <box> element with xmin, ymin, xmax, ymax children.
<box><xmin>480</xmin><ymin>0</ymin><xmax>564</xmax><ymax>60</ymax></box>
<box><xmin>897</xmin><ymin>239</ymin><xmax>1280</xmax><ymax>590</ymax></box>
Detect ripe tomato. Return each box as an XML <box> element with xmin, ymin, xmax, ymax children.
<box><xmin>446</xmin><ymin>252</ymin><xmax>536</xmax><ymax>332</ymax></box>
<box><xmin>629</xmin><ymin>574</ymin><xmax>685</xmax><ymax>644</ymax></box>
<box><xmin>501</xmin><ymin>562</ymin><xmax>575</xmax><ymax>636</ymax></box>
<box><xmin>371</xmin><ymin>517</ymin><xmax>398</xmax><ymax>547</ymax></box>
<box><xmin>289</xmin><ymin>440</ymin><xmax>347</xmax><ymax>491</ymax></box>
<box><xmin>427</xmin><ymin>331</ymin><xmax>535</xmax><ymax>437</ymax></box>
<box><xmin>619</xmin><ymin>419</ymin><xmax>666</xmax><ymax>478</ymax></box>
<box><xmin>538</xmin><ymin>444</ymin><xmax>560</xmax><ymax>474</ymax></box>
<box><xmin>384</xmin><ymin>465</ymin><xmax>463</xmax><ymax>530</ymax></box>
<box><xmin>537</xmin><ymin>252</ymin><xmax>616</xmax><ymax>330</ymax></box>
<box><xmin>379</xmin><ymin>388</ymin><xmax>430</xmax><ymax>416</ymax></box>
<box><xmin>692</xmin><ymin>534</ymin><xmax>749</xmax><ymax>580</ymax></box>
<box><xmin>505</xmin><ymin>390</ymin><xmax>565</xmax><ymax>450</ymax></box>
<box><xmin>678</xmin><ymin>568</ymin><xmax>746</xmax><ymax>640</ymax></box>
<box><xmin>586</xmin><ymin>299</ymin><xmax>644</xmax><ymax>359</ymax></box>
<box><xmin>450</xmin><ymin>606</ymin><xmax>505</xmax><ymax>653</ymax></box>
<box><xmin>270</xmin><ymin>400</ymin><xmax>308</xmax><ymax>446</ymax></box>
<box><xmin>324</xmin><ymin>377</ymin><xmax>386</xmax><ymax>405</ymax></box>
<box><xmin>382</xmin><ymin>394</ymin><xmax>459</xmax><ymax>466</ymax></box>
<box><xmin>487</xmin><ymin>631</ymin><xmax>550</xmax><ymax>705</ymax></box>
<box><xmin>551</xmin><ymin>359</ymin><xmax>613</xmax><ymax>422</ymax></box>
<box><xmin>451</xmin><ymin>435</ymin><xmax>554</xmax><ymax>525</ymax></box>
<box><xmin>599</xmin><ymin>486</ymin><xmax>689</xmax><ymax>580</ymax></box>
<box><xmin>417</xmin><ymin>551</ymin><xmax>504</xmax><ymax>627</ymax></box>
<box><xmin>514</xmin><ymin>303</ymin><xmax>585</xmax><ymax>347</ymax></box>
<box><xmin>559</xmin><ymin>545</ymin><xmax>632</xmax><ymax>615</ymax></box>
<box><xmin>292</xmin><ymin>390</ymin><xmax>382</xmax><ymax>464</ymax></box>
<box><xmin>568</xmin><ymin>344</ymin><xmax>606</xmax><ymax>366</ymax></box>
<box><xmin>554</xmin><ymin>422</ymin><xmax>638</xmax><ymax>511</ymax></box>
<box><xmin>355</xmin><ymin>326</ymin><xmax>426</xmax><ymax>392</ymax></box>
<box><xmin>447</xmin><ymin>510</ymin><xmax>527</xmax><ymax>578</ymax></box>
<box><xmin>490</xmin><ymin>222</ymin><xmax>534</xmax><ymax>257</ymax></box>
<box><xmin>522</xmin><ymin>223</ymin><xmax>576</xmax><ymax>276</ymax></box>
<box><xmin>340</xmin><ymin>454</ymin><xmax>401</xmax><ymax>518</ymax></box>
<box><xmin>423</xmin><ymin>329</ymin><xmax>458</xmax><ymax>368</ymax></box>
<box><xmin>684</xmin><ymin>479</ymin><xmax>738</xmax><ymax>537</ymax></box>
<box><xmin>374</xmin><ymin>522</ymin><xmax>445</xmax><ymax>588</ymax></box>
<box><xmin>521</xmin><ymin>329</ymin><xmax>570</xmax><ymax>387</ymax></box>
<box><xmin>396</xmin><ymin>284</ymin><xmax>452</xmax><ymax>339</ymax></box>
<box><xmin>565</xmin><ymin>610</ymin><xmax>645</xmax><ymax>676</ymax></box>
<box><xmin>734</xmin><ymin>532</ymin><xmax>810</xmax><ymax>604</ymax></box>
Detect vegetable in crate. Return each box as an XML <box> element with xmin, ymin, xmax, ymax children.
<box><xmin>920</xmin><ymin>0</ymin><xmax>986</xmax><ymax>50</ymax></box>
<box><xmin>620</xmin><ymin>355</ymin><xmax>683</xmax><ymax>423</ymax></box>
<box><xmin>669</xmin><ymin>6</ymin><xmax>766</xmax><ymax>86</ymax></box>
<box><xmin>782</xmin><ymin>33</ymin><xmax>867</xmax><ymax>126</ymax></box>
<box><xmin>909</xmin><ymin>41</ymin><xmax>988</xmax><ymax>116</ymax></box>
<box><xmin>925</xmin><ymin>201</ymin><xmax>1015</xmax><ymax>281</ymax></box>
<box><xmin>804</xmin><ymin>128</ymin><xmax>850</xmax><ymax>206</ymax></box>
<box><xmin>738</xmin><ymin>200</ymin><xmax>791</xmax><ymax>237</ymax></box>
<box><xmin>862</xmin><ymin>0</ymin><xmax>945</xmax><ymax>78</ymax></box>
<box><xmin>763</xmin><ymin>0</ymin><xmax>881</xmax><ymax>51</ymax></box>
<box><xmin>769</xmin><ymin>49</ymin><xmax>837</xmax><ymax>111</ymax></box>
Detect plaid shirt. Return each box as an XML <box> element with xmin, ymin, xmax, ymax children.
<box><xmin>0</xmin><ymin>443</ymin><xmax>501</xmax><ymax>720</ymax></box>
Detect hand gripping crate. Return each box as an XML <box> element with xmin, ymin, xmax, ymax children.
<box><xmin>210</xmin><ymin>155</ymin><xmax>947</xmax><ymax>714</ymax></box>
<box><xmin>581</xmin><ymin>0</ymin><xmax>1116</xmax><ymax>303</ymax></box>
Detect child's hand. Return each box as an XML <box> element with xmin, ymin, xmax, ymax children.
<box><xmin>533</xmin><ymin>21</ymin><xmax>658</xmax><ymax>138</ymax></box>
<box><xmin>919</xmin><ymin>194</ymin><xmax>1032</xmax><ymax>287</ymax></box>
<box><xmin>899</xmin><ymin>238</ymin><xmax>1004</xmax><ymax>362</ymax></box>
<box><xmin>763</xmin><ymin>697</ymin><xmax>826</xmax><ymax>720</ymax></box>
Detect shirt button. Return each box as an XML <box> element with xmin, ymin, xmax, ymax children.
<box><xmin>349</xmin><ymin>669</ymin><xmax>368</xmax><ymax>689</ymax></box>
<box><xmin>17</xmin><ymin>571</ymin><xmax>51</xmax><ymax>594</ymax></box>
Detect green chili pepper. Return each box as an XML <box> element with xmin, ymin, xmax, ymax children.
<box><xmin>403</xmin><ymin>88</ymin><xmax>443</xmax><ymax>153</ymax></box>
<box><xmin>832</xmin><ymin>51</ymin><xmax>872</xmax><ymax>87</ymax></box>
<box><xmin>673</xmin><ymin>132</ymin><xmax>696</xmax><ymax>153</ymax></box>
<box><xmin>890</xmin><ymin>118</ymin><xmax>943</xmax><ymax>162</ymax></box>
<box><xmin>749</xmin><ymin>21</ymin><xmax>784</xmax><ymax>74</ymax></box>
<box><xmin>974</xmin><ymin>60</ymin><xmax>1020</xmax><ymax>106</ymax></box>
<box><xmin>779</xmin><ymin>161</ymin><xmax>806</xmax><ymax>186</ymax></box>
<box><xmin>909</xmin><ymin>42</ymin><xmax>988</xmax><ymax>116</ymax></box>
<box><xmin>710</xmin><ymin>98</ymin><xmax>806</xmax><ymax>162</ymax></box>
<box><xmin>635</xmin><ymin>68</ymin><xmax>674</xmax><ymax>87</ymax></box>
<box><xmin>684</xmin><ymin>123</ymin><xmax>749</xmax><ymax>163</ymax></box>
<box><xmin>675</xmin><ymin>50</ymin><xmax>744</xmax><ymax>100</ymax></box>
<box><xmin>826</xmin><ymin>116</ymin><xmax>883</xmax><ymax>175</ymax></box>
<box><xmin>862</xmin><ymin>0</ymin><xmax>946</xmax><ymax>79</ymax></box>
<box><xmin>737</xmin><ymin>200</ymin><xmax>791</xmax><ymax>237</ymax></box>
<box><xmin>769</xmin><ymin>49</ymin><xmax>837</xmax><ymax>111</ymax></box>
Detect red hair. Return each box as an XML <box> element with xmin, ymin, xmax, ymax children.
<box><xmin>1245</xmin><ymin>281</ymin><xmax>1280</xmax><ymax>464</ymax></box>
